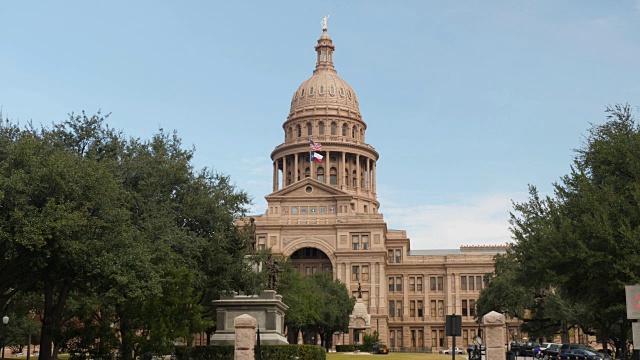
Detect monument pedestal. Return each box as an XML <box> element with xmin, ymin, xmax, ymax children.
<box><xmin>210</xmin><ymin>290</ymin><xmax>289</xmax><ymax>345</ymax></box>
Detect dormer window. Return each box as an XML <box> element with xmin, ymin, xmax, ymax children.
<box><xmin>301</xmin><ymin>89</ymin><xmax>305</xmax><ymax>96</ymax></box>
<box><xmin>348</xmin><ymin>90</ymin><xmax>352</xmax><ymax>99</ymax></box>
<box><xmin>309</xmin><ymin>87</ymin><xmax>314</xmax><ymax>95</ymax></box>
<box><xmin>330</xmin><ymin>86</ymin><xmax>335</xmax><ymax>95</ymax></box>
<box><xmin>319</xmin><ymin>86</ymin><xmax>324</xmax><ymax>95</ymax></box>
<box><xmin>339</xmin><ymin>88</ymin><xmax>345</xmax><ymax>96</ymax></box>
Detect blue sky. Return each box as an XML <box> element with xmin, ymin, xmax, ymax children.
<box><xmin>2</xmin><ymin>1</ymin><xmax>639</xmax><ymax>249</ymax></box>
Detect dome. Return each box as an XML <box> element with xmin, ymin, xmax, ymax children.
<box><xmin>288</xmin><ymin>29</ymin><xmax>361</xmax><ymax>120</ymax></box>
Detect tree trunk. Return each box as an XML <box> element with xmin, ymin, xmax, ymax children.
<box><xmin>39</xmin><ymin>281</ymin><xmax>71</xmax><ymax>360</ymax></box>
<box><xmin>560</xmin><ymin>321</ymin><xmax>570</xmax><ymax>343</ymax></box>
<box><xmin>119</xmin><ymin>316</ymin><xmax>135</xmax><ymax>360</ymax></box>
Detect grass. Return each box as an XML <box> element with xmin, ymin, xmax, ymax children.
<box><xmin>328</xmin><ymin>352</ymin><xmax>466</xmax><ymax>360</ymax></box>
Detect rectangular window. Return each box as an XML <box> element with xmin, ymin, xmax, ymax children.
<box><xmin>430</xmin><ymin>277</ymin><xmax>436</xmax><ymax>292</ymax></box>
<box><xmin>439</xmin><ymin>330</ymin><xmax>444</xmax><ymax>347</ymax></box>
<box><xmin>410</xmin><ymin>301</ymin><xmax>416</xmax><ymax>317</ymax></box>
<box><xmin>462</xmin><ymin>300</ymin><xmax>468</xmax><ymax>316</ymax></box>
<box><xmin>438</xmin><ymin>300</ymin><xmax>444</xmax><ymax>317</ymax></box>
<box><xmin>389</xmin><ymin>301</ymin><xmax>395</xmax><ymax>318</ymax></box>
<box><xmin>395</xmin><ymin>249</ymin><xmax>402</xmax><ymax>263</ymax></box>
<box><xmin>431</xmin><ymin>330</ymin><xmax>437</xmax><ymax>348</ymax></box>
<box><xmin>396</xmin><ymin>300</ymin><xmax>403</xmax><ymax>318</ymax></box>
<box><xmin>362</xmin><ymin>235</ymin><xmax>369</xmax><ymax>250</ymax></box>
<box><xmin>352</xmin><ymin>265</ymin><xmax>359</xmax><ymax>281</ymax></box>
<box><xmin>397</xmin><ymin>329</ymin><xmax>403</xmax><ymax>347</ymax></box>
<box><xmin>409</xmin><ymin>277</ymin><xmax>416</xmax><ymax>292</ymax></box>
<box><xmin>411</xmin><ymin>330</ymin><xmax>416</xmax><ymax>347</ymax></box>
<box><xmin>430</xmin><ymin>300</ymin><xmax>436</xmax><ymax>317</ymax></box>
<box><xmin>362</xmin><ymin>265</ymin><xmax>369</xmax><ymax>282</ymax></box>
<box><xmin>417</xmin><ymin>300</ymin><xmax>423</xmax><ymax>317</ymax></box>
<box><xmin>417</xmin><ymin>277</ymin><xmax>423</xmax><ymax>292</ymax></box>
<box><xmin>476</xmin><ymin>276</ymin><xmax>483</xmax><ymax>290</ymax></box>
<box><xmin>388</xmin><ymin>277</ymin><xmax>394</xmax><ymax>292</ymax></box>
<box><xmin>437</xmin><ymin>276</ymin><xmax>444</xmax><ymax>291</ymax></box>
<box><xmin>461</xmin><ymin>276</ymin><xmax>467</xmax><ymax>291</ymax></box>
<box><xmin>417</xmin><ymin>329</ymin><xmax>424</xmax><ymax>347</ymax></box>
<box><xmin>352</xmin><ymin>235</ymin><xmax>359</xmax><ymax>250</ymax></box>
<box><xmin>396</xmin><ymin>276</ymin><xmax>402</xmax><ymax>292</ymax></box>
<box><xmin>388</xmin><ymin>250</ymin><xmax>394</xmax><ymax>263</ymax></box>
<box><xmin>257</xmin><ymin>235</ymin><xmax>266</xmax><ymax>250</ymax></box>
<box><xmin>306</xmin><ymin>266</ymin><xmax>312</xmax><ymax>275</ymax></box>
<box><xmin>470</xmin><ymin>299</ymin><xmax>476</xmax><ymax>317</ymax></box>
<box><xmin>463</xmin><ymin>330</ymin><xmax>468</xmax><ymax>346</ymax></box>
<box><xmin>390</xmin><ymin>330</ymin><xmax>396</xmax><ymax>348</ymax></box>
<box><xmin>469</xmin><ymin>277</ymin><xmax>475</xmax><ymax>291</ymax></box>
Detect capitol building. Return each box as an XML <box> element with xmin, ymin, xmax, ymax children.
<box><xmin>250</xmin><ymin>21</ymin><xmax>512</xmax><ymax>351</ymax></box>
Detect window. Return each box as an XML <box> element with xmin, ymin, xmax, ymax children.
<box><xmin>431</xmin><ymin>330</ymin><xmax>438</xmax><ymax>348</ymax></box>
<box><xmin>388</xmin><ymin>250</ymin><xmax>394</xmax><ymax>263</ymax></box>
<box><xmin>319</xmin><ymin>122</ymin><xmax>325</xmax><ymax>135</ymax></box>
<box><xmin>438</xmin><ymin>300</ymin><xmax>444</xmax><ymax>317</ymax></box>
<box><xmin>417</xmin><ymin>300</ymin><xmax>423</xmax><ymax>317</ymax></box>
<box><xmin>306</xmin><ymin>122</ymin><xmax>312</xmax><ymax>136</ymax></box>
<box><xmin>462</xmin><ymin>300</ymin><xmax>468</xmax><ymax>316</ymax></box>
<box><xmin>430</xmin><ymin>276</ymin><xmax>444</xmax><ymax>292</ymax></box>
<box><xmin>476</xmin><ymin>276</ymin><xmax>483</xmax><ymax>290</ymax></box>
<box><xmin>388</xmin><ymin>277</ymin><xmax>394</xmax><ymax>292</ymax></box>
<box><xmin>330</xmin><ymin>167</ymin><xmax>337</xmax><ymax>185</ymax></box>
<box><xmin>390</xmin><ymin>330</ymin><xmax>395</xmax><ymax>348</ymax></box>
<box><xmin>438</xmin><ymin>276</ymin><xmax>444</xmax><ymax>291</ymax></box>
<box><xmin>470</xmin><ymin>299</ymin><xmax>476</xmax><ymax>317</ymax></box>
<box><xmin>342</xmin><ymin>124</ymin><xmax>347</xmax><ymax>136</ymax></box>
<box><xmin>395</xmin><ymin>249</ymin><xmax>402</xmax><ymax>263</ymax></box>
<box><xmin>469</xmin><ymin>277</ymin><xmax>475</xmax><ymax>291</ymax></box>
<box><xmin>319</xmin><ymin>85</ymin><xmax>324</xmax><ymax>94</ymax></box>
<box><xmin>430</xmin><ymin>277</ymin><xmax>436</xmax><ymax>292</ymax></box>
<box><xmin>430</xmin><ymin>300</ymin><xmax>436</xmax><ymax>317</ymax></box>
<box><xmin>330</xmin><ymin>85</ymin><xmax>335</xmax><ymax>95</ymax></box>
<box><xmin>409</xmin><ymin>300</ymin><xmax>424</xmax><ymax>319</ymax></box>
<box><xmin>304</xmin><ymin>167</ymin><xmax>310</xmax><ymax>178</ymax></box>
<box><xmin>417</xmin><ymin>277</ymin><xmax>423</xmax><ymax>292</ymax></box>
<box><xmin>309</xmin><ymin>86</ymin><xmax>314</xmax><ymax>95</ymax></box>
<box><xmin>439</xmin><ymin>329</ymin><xmax>444</xmax><ymax>347</ymax></box>
<box><xmin>351</xmin><ymin>234</ymin><xmax>369</xmax><ymax>250</ymax></box>
<box><xmin>331</xmin><ymin>122</ymin><xmax>337</xmax><ymax>135</ymax></box>
<box><xmin>396</xmin><ymin>276</ymin><xmax>402</xmax><ymax>292</ymax></box>
<box><xmin>389</xmin><ymin>300</ymin><xmax>395</xmax><ymax>318</ymax></box>
<box><xmin>461</xmin><ymin>276</ymin><xmax>467</xmax><ymax>291</ymax></box>
<box><xmin>396</xmin><ymin>300</ymin><xmax>402</xmax><ymax>318</ymax></box>
<box><xmin>297</xmin><ymin>124</ymin><xmax>302</xmax><ymax>137</ymax></box>
<box><xmin>410</xmin><ymin>277</ymin><xmax>415</xmax><ymax>292</ymax></box>
<box><xmin>317</xmin><ymin>166</ymin><xmax>324</xmax><ymax>182</ymax></box>
<box><xmin>352</xmin><ymin>265</ymin><xmax>359</xmax><ymax>281</ymax></box>
<box><xmin>410</xmin><ymin>301</ymin><xmax>415</xmax><ymax>317</ymax></box>
<box><xmin>411</xmin><ymin>329</ymin><xmax>423</xmax><ymax>347</ymax></box>
<box><xmin>257</xmin><ymin>235</ymin><xmax>266</xmax><ymax>250</ymax></box>
<box><xmin>362</xmin><ymin>265</ymin><xmax>369</xmax><ymax>282</ymax></box>
<box><xmin>352</xmin><ymin>127</ymin><xmax>356</xmax><ymax>138</ymax></box>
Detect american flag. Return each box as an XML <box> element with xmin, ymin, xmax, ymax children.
<box><xmin>310</xmin><ymin>140</ymin><xmax>323</xmax><ymax>151</ymax></box>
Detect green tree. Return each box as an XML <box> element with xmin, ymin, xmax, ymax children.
<box><xmin>479</xmin><ymin>104</ymin><xmax>640</xmax><ymax>357</ymax></box>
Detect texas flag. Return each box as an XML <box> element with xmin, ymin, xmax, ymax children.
<box><xmin>311</xmin><ymin>152</ymin><xmax>323</xmax><ymax>163</ymax></box>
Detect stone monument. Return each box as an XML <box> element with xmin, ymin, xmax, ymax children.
<box><xmin>482</xmin><ymin>311</ymin><xmax>507</xmax><ymax>360</ymax></box>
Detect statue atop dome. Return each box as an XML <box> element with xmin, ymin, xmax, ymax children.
<box><xmin>321</xmin><ymin>13</ymin><xmax>330</xmax><ymax>30</ymax></box>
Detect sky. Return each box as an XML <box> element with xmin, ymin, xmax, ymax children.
<box><xmin>2</xmin><ymin>1</ymin><xmax>639</xmax><ymax>249</ymax></box>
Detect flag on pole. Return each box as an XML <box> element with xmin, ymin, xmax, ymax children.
<box><xmin>311</xmin><ymin>152</ymin><xmax>323</xmax><ymax>163</ymax></box>
<box><xmin>310</xmin><ymin>140</ymin><xmax>323</xmax><ymax>151</ymax></box>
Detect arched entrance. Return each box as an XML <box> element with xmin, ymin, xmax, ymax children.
<box><xmin>289</xmin><ymin>247</ymin><xmax>333</xmax><ymax>276</ymax></box>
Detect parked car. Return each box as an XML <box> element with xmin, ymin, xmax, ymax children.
<box><xmin>510</xmin><ymin>342</ymin><xmax>525</xmax><ymax>355</ymax></box>
<box><xmin>557</xmin><ymin>349</ymin><xmax>611</xmax><ymax>360</ymax></box>
<box><xmin>542</xmin><ymin>344</ymin><xmax>562</xmax><ymax>360</ymax></box>
<box><xmin>440</xmin><ymin>347</ymin><xmax>465</xmax><ymax>355</ymax></box>
<box><xmin>372</xmin><ymin>342</ymin><xmax>388</xmax><ymax>354</ymax></box>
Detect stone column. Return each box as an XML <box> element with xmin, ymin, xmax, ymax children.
<box><xmin>234</xmin><ymin>314</ymin><xmax>256</xmax><ymax>360</ymax></box>
<box><xmin>482</xmin><ymin>311</ymin><xmax>506</xmax><ymax>360</ymax></box>
<box><xmin>282</xmin><ymin>155</ymin><xmax>287</xmax><ymax>187</ymax></box>
<box><xmin>294</xmin><ymin>153</ymin><xmax>299</xmax><ymax>182</ymax></box>
<box><xmin>273</xmin><ymin>161</ymin><xmax>278</xmax><ymax>192</ymax></box>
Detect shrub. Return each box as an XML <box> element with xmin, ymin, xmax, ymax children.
<box><xmin>335</xmin><ymin>345</ymin><xmax>356</xmax><ymax>352</ymax></box>
<box><xmin>175</xmin><ymin>344</ymin><xmax>325</xmax><ymax>360</ymax></box>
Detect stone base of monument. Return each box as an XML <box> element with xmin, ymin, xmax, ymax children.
<box><xmin>210</xmin><ymin>290</ymin><xmax>289</xmax><ymax>345</ymax></box>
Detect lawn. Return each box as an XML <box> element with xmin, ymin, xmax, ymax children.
<box><xmin>328</xmin><ymin>352</ymin><xmax>466</xmax><ymax>360</ymax></box>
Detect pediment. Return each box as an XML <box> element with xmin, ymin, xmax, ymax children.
<box><xmin>265</xmin><ymin>178</ymin><xmax>351</xmax><ymax>200</ymax></box>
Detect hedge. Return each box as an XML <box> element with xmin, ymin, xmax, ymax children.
<box><xmin>335</xmin><ymin>345</ymin><xmax>356</xmax><ymax>352</ymax></box>
<box><xmin>175</xmin><ymin>344</ymin><xmax>325</xmax><ymax>360</ymax></box>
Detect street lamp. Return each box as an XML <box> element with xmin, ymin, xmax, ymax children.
<box><xmin>2</xmin><ymin>315</ymin><xmax>9</xmax><ymax>360</ymax></box>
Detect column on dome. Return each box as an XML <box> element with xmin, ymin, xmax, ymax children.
<box><xmin>273</xmin><ymin>161</ymin><xmax>278</xmax><ymax>191</ymax></box>
<box><xmin>366</xmin><ymin>157</ymin><xmax>371</xmax><ymax>190</ymax></box>
<box><xmin>373</xmin><ymin>161</ymin><xmax>376</xmax><ymax>194</ymax></box>
<box><xmin>283</xmin><ymin>155</ymin><xmax>288</xmax><ymax>187</ymax></box>
<box><xmin>294</xmin><ymin>153</ymin><xmax>299</xmax><ymax>183</ymax></box>
<box><xmin>341</xmin><ymin>152</ymin><xmax>346</xmax><ymax>190</ymax></box>
<box><xmin>325</xmin><ymin>151</ymin><xmax>330</xmax><ymax>184</ymax></box>
<box><xmin>356</xmin><ymin>154</ymin><xmax>361</xmax><ymax>192</ymax></box>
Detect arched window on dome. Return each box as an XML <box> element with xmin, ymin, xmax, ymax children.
<box><xmin>339</xmin><ymin>88</ymin><xmax>345</xmax><ymax>97</ymax></box>
<box><xmin>301</xmin><ymin>89</ymin><xmax>305</xmax><ymax>96</ymax></box>
<box><xmin>297</xmin><ymin>125</ymin><xmax>302</xmax><ymax>137</ymax></box>
<box><xmin>317</xmin><ymin>166</ymin><xmax>324</xmax><ymax>183</ymax></box>
<box><xmin>348</xmin><ymin>90</ymin><xmax>352</xmax><ymax>99</ymax></box>
<box><xmin>352</xmin><ymin>170</ymin><xmax>357</xmax><ymax>187</ymax></box>
<box><xmin>342</xmin><ymin>124</ymin><xmax>347</xmax><ymax>136</ymax></box>
<box><xmin>319</xmin><ymin>86</ymin><xmax>324</xmax><ymax>95</ymax></box>
<box><xmin>318</xmin><ymin>122</ymin><xmax>325</xmax><ymax>135</ymax></box>
<box><xmin>307</xmin><ymin>122</ymin><xmax>312</xmax><ymax>136</ymax></box>
<box><xmin>330</xmin><ymin>86</ymin><xmax>335</xmax><ymax>95</ymax></box>
<box><xmin>330</xmin><ymin>167</ymin><xmax>337</xmax><ymax>185</ymax></box>
<box><xmin>309</xmin><ymin>87</ymin><xmax>314</xmax><ymax>95</ymax></box>
<box><xmin>287</xmin><ymin>127</ymin><xmax>292</xmax><ymax>141</ymax></box>
<box><xmin>351</xmin><ymin>126</ymin><xmax>356</xmax><ymax>139</ymax></box>
<box><xmin>304</xmin><ymin>167</ymin><xmax>310</xmax><ymax>179</ymax></box>
<box><xmin>360</xmin><ymin>128</ymin><xmax>364</xmax><ymax>141</ymax></box>
<box><xmin>331</xmin><ymin>122</ymin><xmax>337</xmax><ymax>135</ymax></box>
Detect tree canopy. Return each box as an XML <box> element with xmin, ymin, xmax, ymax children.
<box><xmin>0</xmin><ymin>111</ymin><xmax>261</xmax><ymax>360</ymax></box>
<box><xmin>477</xmin><ymin>104</ymin><xmax>640</xmax><ymax>357</ymax></box>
